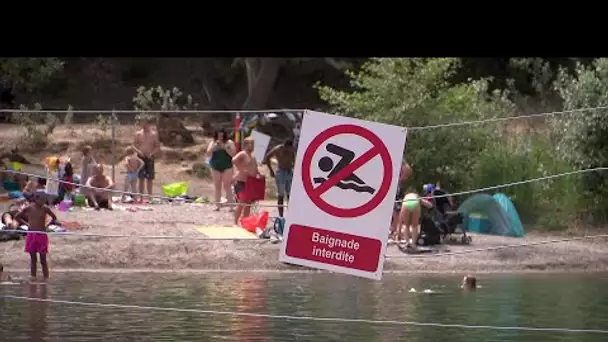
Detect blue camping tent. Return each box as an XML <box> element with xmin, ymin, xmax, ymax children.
<box><xmin>458</xmin><ymin>193</ymin><xmax>525</xmax><ymax>237</ymax></box>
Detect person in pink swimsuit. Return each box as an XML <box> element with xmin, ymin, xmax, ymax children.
<box><xmin>14</xmin><ymin>191</ymin><xmax>59</xmax><ymax>282</ymax></box>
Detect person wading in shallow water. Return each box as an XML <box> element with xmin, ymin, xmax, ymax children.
<box><xmin>132</xmin><ymin>117</ymin><xmax>161</xmax><ymax>203</ymax></box>
<box><xmin>263</xmin><ymin>140</ymin><xmax>295</xmax><ymax>217</ymax></box>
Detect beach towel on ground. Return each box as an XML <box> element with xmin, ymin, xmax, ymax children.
<box><xmin>196</xmin><ymin>226</ymin><xmax>257</xmax><ymax>239</ymax></box>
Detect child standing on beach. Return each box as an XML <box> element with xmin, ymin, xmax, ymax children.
<box><xmin>122</xmin><ymin>146</ymin><xmax>144</xmax><ymax>202</ymax></box>
<box><xmin>14</xmin><ymin>192</ymin><xmax>59</xmax><ymax>282</ymax></box>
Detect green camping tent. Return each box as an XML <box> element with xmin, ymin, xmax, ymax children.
<box><xmin>458</xmin><ymin>193</ymin><xmax>525</xmax><ymax>237</ymax></box>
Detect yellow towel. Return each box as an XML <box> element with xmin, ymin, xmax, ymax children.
<box><xmin>8</xmin><ymin>162</ymin><xmax>23</xmax><ymax>171</ymax></box>
<box><xmin>196</xmin><ymin>225</ymin><xmax>257</xmax><ymax>239</ymax></box>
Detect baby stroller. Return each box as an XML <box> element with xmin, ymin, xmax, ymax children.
<box><xmin>417</xmin><ymin>187</ymin><xmax>471</xmax><ymax>246</ymax></box>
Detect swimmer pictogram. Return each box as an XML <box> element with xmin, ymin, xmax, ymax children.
<box><xmin>301</xmin><ymin>124</ymin><xmax>393</xmax><ymax>218</ymax></box>
<box><xmin>313</xmin><ymin>143</ymin><xmax>376</xmax><ymax>194</ymax></box>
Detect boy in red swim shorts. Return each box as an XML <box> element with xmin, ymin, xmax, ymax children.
<box><xmin>14</xmin><ymin>192</ymin><xmax>59</xmax><ymax>282</ymax></box>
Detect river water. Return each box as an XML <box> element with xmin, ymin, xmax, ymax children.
<box><xmin>1</xmin><ymin>272</ymin><xmax>607</xmax><ymax>341</ymax></box>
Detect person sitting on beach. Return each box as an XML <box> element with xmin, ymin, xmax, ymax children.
<box><xmin>232</xmin><ymin>137</ymin><xmax>262</xmax><ymax>226</ymax></box>
<box><xmin>85</xmin><ymin>164</ymin><xmax>115</xmax><ymax>210</ymax></box>
<box><xmin>23</xmin><ymin>177</ymin><xmax>41</xmax><ymax>200</ymax></box>
<box><xmin>121</xmin><ymin>146</ymin><xmax>144</xmax><ymax>203</ymax></box>
<box><xmin>14</xmin><ymin>192</ymin><xmax>59</xmax><ymax>282</ymax></box>
<box><xmin>461</xmin><ymin>275</ymin><xmax>477</xmax><ymax>290</ymax></box>
<box><xmin>1</xmin><ymin>203</ymin><xmax>22</xmax><ymax>229</ymax></box>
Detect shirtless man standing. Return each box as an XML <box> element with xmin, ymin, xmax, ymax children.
<box><xmin>133</xmin><ymin>117</ymin><xmax>161</xmax><ymax>202</ymax></box>
<box><xmin>232</xmin><ymin>137</ymin><xmax>262</xmax><ymax>226</ymax></box>
<box><xmin>263</xmin><ymin>140</ymin><xmax>295</xmax><ymax>217</ymax></box>
<box><xmin>85</xmin><ymin>164</ymin><xmax>115</xmax><ymax>210</ymax></box>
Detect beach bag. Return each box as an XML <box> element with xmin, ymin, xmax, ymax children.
<box><xmin>240</xmin><ymin>211</ymin><xmax>269</xmax><ymax>234</ymax></box>
<box><xmin>73</xmin><ymin>194</ymin><xmax>86</xmax><ymax>207</ymax></box>
<box><xmin>162</xmin><ymin>181</ymin><xmax>189</xmax><ymax>198</ymax></box>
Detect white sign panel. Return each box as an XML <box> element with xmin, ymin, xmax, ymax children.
<box><xmin>249</xmin><ymin>130</ymin><xmax>272</xmax><ymax>164</ymax></box>
<box><xmin>279</xmin><ymin>110</ymin><xmax>407</xmax><ymax>280</ymax></box>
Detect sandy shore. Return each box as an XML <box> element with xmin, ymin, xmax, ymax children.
<box><xmin>1</xmin><ymin>202</ymin><xmax>608</xmax><ymax>273</ymax></box>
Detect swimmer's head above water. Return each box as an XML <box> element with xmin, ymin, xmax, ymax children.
<box><xmin>461</xmin><ymin>275</ymin><xmax>477</xmax><ymax>290</ymax></box>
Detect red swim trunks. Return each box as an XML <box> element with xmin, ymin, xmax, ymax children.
<box><xmin>233</xmin><ymin>177</ymin><xmax>265</xmax><ymax>203</ymax></box>
<box><xmin>24</xmin><ymin>233</ymin><xmax>49</xmax><ymax>254</ymax></box>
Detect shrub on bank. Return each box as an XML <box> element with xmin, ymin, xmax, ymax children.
<box><xmin>554</xmin><ymin>59</ymin><xmax>608</xmax><ymax>223</ymax></box>
<box><xmin>317</xmin><ymin>58</ymin><xmax>596</xmax><ymax>229</ymax></box>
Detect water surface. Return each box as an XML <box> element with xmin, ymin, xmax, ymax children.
<box><xmin>1</xmin><ymin>272</ymin><xmax>607</xmax><ymax>341</ymax></box>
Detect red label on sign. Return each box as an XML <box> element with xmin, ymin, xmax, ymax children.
<box><xmin>284</xmin><ymin>224</ymin><xmax>382</xmax><ymax>272</ymax></box>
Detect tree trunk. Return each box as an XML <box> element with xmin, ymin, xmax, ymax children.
<box><xmin>244</xmin><ymin>58</ymin><xmax>260</xmax><ymax>95</ymax></box>
<box><xmin>242</xmin><ymin>58</ymin><xmax>283</xmax><ymax>110</ymax></box>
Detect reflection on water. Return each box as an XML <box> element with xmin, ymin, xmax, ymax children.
<box><xmin>27</xmin><ymin>283</ymin><xmax>48</xmax><ymax>342</ymax></box>
<box><xmin>1</xmin><ymin>272</ymin><xmax>607</xmax><ymax>341</ymax></box>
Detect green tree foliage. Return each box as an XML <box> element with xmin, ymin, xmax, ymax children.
<box><xmin>11</xmin><ymin>103</ymin><xmax>59</xmax><ymax>148</ymax></box>
<box><xmin>554</xmin><ymin>59</ymin><xmax>608</xmax><ymax>220</ymax></box>
<box><xmin>317</xmin><ymin>58</ymin><xmax>514</xmax><ymax>190</ymax></box>
<box><xmin>132</xmin><ymin>85</ymin><xmax>197</xmax><ymax>121</ymax></box>
<box><xmin>317</xmin><ymin>58</ymin><xmax>588</xmax><ymax>227</ymax></box>
<box><xmin>470</xmin><ymin>132</ymin><xmax>577</xmax><ymax>225</ymax></box>
<box><xmin>0</xmin><ymin>58</ymin><xmax>64</xmax><ymax>91</ymax></box>
<box><xmin>133</xmin><ymin>85</ymin><xmax>198</xmax><ymax>145</ymax></box>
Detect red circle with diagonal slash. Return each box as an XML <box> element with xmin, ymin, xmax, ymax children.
<box><xmin>301</xmin><ymin>124</ymin><xmax>393</xmax><ymax>218</ymax></box>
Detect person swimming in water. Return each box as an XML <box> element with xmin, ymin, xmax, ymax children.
<box><xmin>461</xmin><ymin>275</ymin><xmax>477</xmax><ymax>290</ymax></box>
